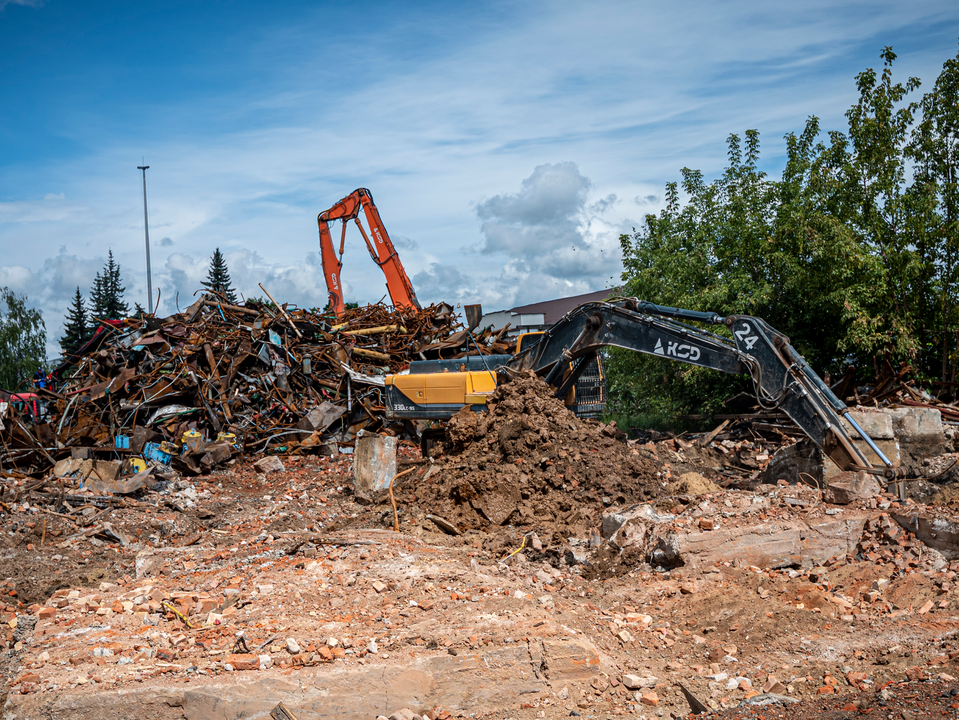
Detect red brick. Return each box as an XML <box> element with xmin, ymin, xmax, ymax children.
<box><xmin>226</xmin><ymin>653</ymin><xmax>259</xmax><ymax>670</ymax></box>
<box><xmin>36</xmin><ymin>607</ymin><xmax>56</xmax><ymax>620</ymax></box>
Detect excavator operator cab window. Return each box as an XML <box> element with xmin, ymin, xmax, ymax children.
<box><xmin>515</xmin><ymin>332</ymin><xmax>544</xmax><ymax>355</ymax></box>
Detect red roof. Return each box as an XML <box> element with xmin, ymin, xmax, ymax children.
<box><xmin>508</xmin><ymin>288</ymin><xmax>620</xmax><ymax>326</ymax></box>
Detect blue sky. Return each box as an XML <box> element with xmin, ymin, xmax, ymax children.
<box><xmin>0</xmin><ymin>0</ymin><xmax>956</xmax><ymax>357</ymax></box>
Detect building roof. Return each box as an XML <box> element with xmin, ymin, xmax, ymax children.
<box><xmin>508</xmin><ymin>288</ymin><xmax>620</xmax><ymax>326</ymax></box>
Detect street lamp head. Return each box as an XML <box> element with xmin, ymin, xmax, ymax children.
<box><xmin>138</xmin><ymin>166</ymin><xmax>149</xmax><ymax>170</ymax></box>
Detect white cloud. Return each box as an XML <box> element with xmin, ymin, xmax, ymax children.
<box><xmin>413</xmin><ymin>162</ymin><xmax>624</xmax><ymax>310</ymax></box>
<box><xmin>0</xmin><ymin>0</ymin><xmax>953</xmax><ymax>347</ymax></box>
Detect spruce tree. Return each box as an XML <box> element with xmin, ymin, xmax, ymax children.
<box><xmin>89</xmin><ymin>250</ymin><xmax>129</xmax><ymax>320</ymax></box>
<box><xmin>104</xmin><ymin>250</ymin><xmax>129</xmax><ymax>319</ymax></box>
<box><xmin>89</xmin><ymin>271</ymin><xmax>109</xmax><ymax>320</ymax></box>
<box><xmin>201</xmin><ymin>248</ymin><xmax>238</xmax><ymax>304</ymax></box>
<box><xmin>60</xmin><ymin>287</ymin><xmax>91</xmax><ymax>357</ymax></box>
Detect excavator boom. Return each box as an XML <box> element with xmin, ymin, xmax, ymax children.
<box><xmin>318</xmin><ymin>188</ymin><xmax>421</xmax><ymax>317</ymax></box>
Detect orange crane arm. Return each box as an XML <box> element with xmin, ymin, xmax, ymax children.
<box><xmin>317</xmin><ymin>188</ymin><xmax>421</xmax><ymax>317</ymax></box>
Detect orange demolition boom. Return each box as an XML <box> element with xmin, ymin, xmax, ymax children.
<box><xmin>317</xmin><ymin>188</ymin><xmax>421</xmax><ymax>317</ymax></box>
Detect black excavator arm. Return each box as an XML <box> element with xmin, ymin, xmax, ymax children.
<box><xmin>507</xmin><ymin>299</ymin><xmax>896</xmax><ymax>477</ymax></box>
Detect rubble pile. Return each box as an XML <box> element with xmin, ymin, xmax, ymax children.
<box><xmin>0</xmin><ymin>297</ymin><xmax>513</xmax><ymax>478</ymax></box>
<box><xmin>390</xmin><ymin>372</ymin><xmax>661</xmax><ymax>545</ymax></box>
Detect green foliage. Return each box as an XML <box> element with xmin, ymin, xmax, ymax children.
<box><xmin>614</xmin><ymin>49</ymin><xmax>959</xmax><ymax>423</ymax></box>
<box><xmin>89</xmin><ymin>250</ymin><xmax>129</xmax><ymax>320</ymax></box>
<box><xmin>0</xmin><ymin>287</ymin><xmax>47</xmax><ymax>392</ymax></box>
<box><xmin>202</xmin><ymin>248</ymin><xmax>238</xmax><ymax>304</ymax></box>
<box><xmin>59</xmin><ymin>287</ymin><xmax>93</xmax><ymax>358</ymax></box>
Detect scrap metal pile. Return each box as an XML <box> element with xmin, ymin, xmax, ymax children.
<box><xmin>0</xmin><ymin>296</ymin><xmax>514</xmax><ymax>478</ymax></box>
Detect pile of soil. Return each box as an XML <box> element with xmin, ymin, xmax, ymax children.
<box><xmin>663</xmin><ymin>471</ymin><xmax>722</xmax><ymax>496</ymax></box>
<box><xmin>396</xmin><ymin>372</ymin><xmax>660</xmax><ymax>546</ymax></box>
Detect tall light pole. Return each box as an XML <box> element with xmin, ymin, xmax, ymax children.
<box><xmin>138</xmin><ymin>164</ymin><xmax>154</xmax><ymax>313</ymax></box>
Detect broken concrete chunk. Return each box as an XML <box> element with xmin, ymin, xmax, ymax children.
<box><xmin>254</xmin><ymin>456</ymin><xmax>285</xmax><ymax>474</ymax></box>
<box><xmin>843</xmin><ymin>409</ymin><xmax>895</xmax><ymax>440</ymax></box>
<box><xmin>822</xmin><ymin>471</ymin><xmax>882</xmax><ymax>505</ymax></box>
<box><xmin>199</xmin><ymin>442</ymin><xmax>234</xmax><ymax>469</ymax></box>
<box><xmin>884</xmin><ymin>407</ymin><xmax>944</xmax><ymax>441</ymax></box>
<box><xmin>53</xmin><ymin>458</ymin><xmax>84</xmax><ymax>478</ymax></box>
<box><xmin>622</xmin><ymin>673</ymin><xmax>658</xmax><ymax>689</ymax></box>
<box><xmin>79</xmin><ymin>459</ymin><xmax>122</xmax><ymax>483</ymax></box>
<box><xmin>299</xmin><ymin>401</ymin><xmax>347</xmax><ymax>433</ymax></box>
<box><xmin>388</xmin><ymin>710</ymin><xmax>417</xmax><ymax>720</ymax></box>
<box><xmin>353</xmin><ymin>432</ymin><xmax>397</xmax><ymax>493</ymax></box>
<box><xmin>83</xmin><ymin>467</ymin><xmax>155</xmax><ymax>495</ymax></box>
<box><xmin>891</xmin><ymin>512</ymin><xmax>959</xmax><ymax>560</ymax></box>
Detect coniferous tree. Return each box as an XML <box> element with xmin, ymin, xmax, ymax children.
<box><xmin>88</xmin><ymin>250</ymin><xmax>129</xmax><ymax>320</ymax></box>
<box><xmin>59</xmin><ymin>287</ymin><xmax>92</xmax><ymax>358</ymax></box>
<box><xmin>89</xmin><ymin>271</ymin><xmax>109</xmax><ymax>320</ymax></box>
<box><xmin>103</xmin><ymin>250</ymin><xmax>129</xmax><ymax>319</ymax></box>
<box><xmin>201</xmin><ymin>248</ymin><xmax>238</xmax><ymax>304</ymax></box>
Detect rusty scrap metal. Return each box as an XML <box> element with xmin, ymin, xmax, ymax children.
<box><xmin>1</xmin><ymin>296</ymin><xmax>511</xmax><ymax>479</ymax></box>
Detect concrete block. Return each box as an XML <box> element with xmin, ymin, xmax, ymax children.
<box><xmin>78</xmin><ymin>460</ymin><xmax>121</xmax><ymax>483</ymax></box>
<box><xmin>822</xmin><ymin>471</ymin><xmax>882</xmax><ymax>505</ymax></box>
<box><xmin>353</xmin><ymin>432</ymin><xmax>397</xmax><ymax>493</ymax></box>
<box><xmin>541</xmin><ymin>637</ymin><xmax>601</xmax><ymax>680</ymax></box>
<box><xmin>891</xmin><ymin>512</ymin><xmax>959</xmax><ymax>561</ymax></box>
<box><xmin>253</xmin><ymin>456</ymin><xmax>285</xmax><ymax>474</ymax></box>
<box><xmin>645</xmin><ymin>513</ymin><xmax>872</xmax><ymax>570</ymax></box>
<box><xmin>883</xmin><ymin>407</ymin><xmax>944</xmax><ymax>442</ymax></box>
<box><xmin>53</xmin><ymin>458</ymin><xmax>84</xmax><ymax>478</ymax></box>
<box><xmin>842</xmin><ymin>410</ymin><xmax>894</xmax><ymax>439</ymax></box>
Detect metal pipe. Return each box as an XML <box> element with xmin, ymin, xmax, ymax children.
<box><xmin>842</xmin><ymin>412</ymin><xmax>894</xmax><ymax>467</ymax></box>
<box><xmin>628</xmin><ymin>299</ymin><xmax>724</xmax><ymax>325</ymax></box>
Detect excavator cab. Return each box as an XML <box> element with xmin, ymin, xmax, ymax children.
<box><xmin>513</xmin><ymin>331</ymin><xmax>605</xmax><ymax>418</ymax></box>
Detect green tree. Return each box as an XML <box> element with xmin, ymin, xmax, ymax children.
<box><xmin>0</xmin><ymin>288</ymin><xmax>47</xmax><ymax>392</ymax></box>
<box><xmin>202</xmin><ymin>248</ymin><xmax>238</xmax><ymax>304</ymax></box>
<box><xmin>89</xmin><ymin>250</ymin><xmax>129</xmax><ymax>320</ymax></box>
<box><xmin>59</xmin><ymin>287</ymin><xmax>92</xmax><ymax>358</ymax></box>
<box><xmin>89</xmin><ymin>270</ymin><xmax>108</xmax><ymax>320</ymax></box>
<box><xmin>906</xmin><ymin>55</ymin><xmax>959</xmax><ymax>383</ymax></box>
<box><xmin>613</xmin><ymin>50</ymin><xmax>959</xmax><ymax>425</ymax></box>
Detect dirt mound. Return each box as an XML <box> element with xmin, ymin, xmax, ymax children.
<box><xmin>396</xmin><ymin>372</ymin><xmax>660</xmax><ymax>545</ymax></box>
<box><xmin>664</xmin><ymin>472</ymin><xmax>722</xmax><ymax>496</ymax></box>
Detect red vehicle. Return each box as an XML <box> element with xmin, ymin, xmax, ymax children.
<box><xmin>317</xmin><ymin>188</ymin><xmax>420</xmax><ymax>317</ymax></box>
<box><xmin>0</xmin><ymin>392</ymin><xmax>48</xmax><ymax>423</ymax></box>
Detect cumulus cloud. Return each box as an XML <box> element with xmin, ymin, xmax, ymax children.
<box><xmin>477</xmin><ymin>161</ymin><xmax>591</xmax><ymax>258</ymax></box>
<box><xmin>156</xmin><ymin>249</ymin><xmax>330</xmax><ymax>314</ymax></box>
<box><xmin>454</xmin><ymin>162</ymin><xmax>625</xmax><ymax>309</ymax></box>
<box><xmin>413</xmin><ymin>263</ymin><xmax>472</xmax><ymax>301</ymax></box>
<box><xmin>634</xmin><ymin>195</ymin><xmax>659</xmax><ymax>206</ymax></box>
<box><xmin>159</xmin><ymin>236</ymin><xmax>174</xmax><ymax>247</ymax></box>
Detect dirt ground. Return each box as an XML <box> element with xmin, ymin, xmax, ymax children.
<box><xmin>0</xmin><ymin>377</ymin><xmax>956</xmax><ymax>719</ymax></box>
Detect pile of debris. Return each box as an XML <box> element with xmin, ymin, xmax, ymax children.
<box><xmin>389</xmin><ymin>372</ymin><xmax>661</xmax><ymax>548</ymax></box>
<box><xmin>0</xmin><ymin>296</ymin><xmax>513</xmax><ymax>479</ymax></box>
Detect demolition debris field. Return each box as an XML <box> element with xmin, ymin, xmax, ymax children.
<box><xmin>0</xmin><ymin>298</ymin><xmax>957</xmax><ymax>719</ymax></box>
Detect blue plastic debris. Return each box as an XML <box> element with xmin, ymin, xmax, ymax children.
<box><xmin>143</xmin><ymin>442</ymin><xmax>171</xmax><ymax>465</ymax></box>
<box><xmin>114</xmin><ymin>435</ymin><xmax>131</xmax><ymax>449</ymax></box>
